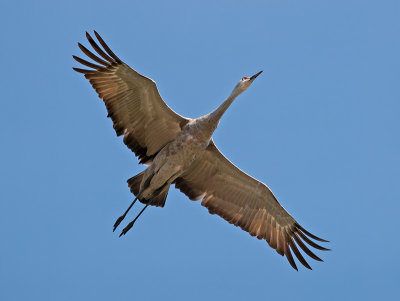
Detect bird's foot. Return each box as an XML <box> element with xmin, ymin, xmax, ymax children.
<box><xmin>118</xmin><ymin>204</ymin><xmax>149</xmax><ymax>237</ymax></box>
<box><xmin>112</xmin><ymin>197</ymin><xmax>138</xmax><ymax>232</ymax></box>
<box><xmin>119</xmin><ymin>220</ymin><xmax>135</xmax><ymax>237</ymax></box>
<box><xmin>113</xmin><ymin>215</ymin><xmax>126</xmax><ymax>232</ymax></box>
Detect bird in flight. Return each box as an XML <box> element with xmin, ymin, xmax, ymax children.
<box><xmin>73</xmin><ymin>31</ymin><xmax>329</xmax><ymax>270</ymax></box>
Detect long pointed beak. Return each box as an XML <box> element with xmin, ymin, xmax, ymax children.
<box><xmin>250</xmin><ymin>70</ymin><xmax>263</xmax><ymax>80</ymax></box>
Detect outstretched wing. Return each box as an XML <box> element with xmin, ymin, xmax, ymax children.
<box><xmin>73</xmin><ymin>31</ymin><xmax>189</xmax><ymax>164</ymax></box>
<box><xmin>174</xmin><ymin>140</ymin><xmax>329</xmax><ymax>270</ymax></box>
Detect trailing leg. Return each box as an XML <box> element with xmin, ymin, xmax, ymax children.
<box><xmin>119</xmin><ymin>204</ymin><xmax>149</xmax><ymax>237</ymax></box>
<box><xmin>113</xmin><ymin>197</ymin><xmax>138</xmax><ymax>232</ymax></box>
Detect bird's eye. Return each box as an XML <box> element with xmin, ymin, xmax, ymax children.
<box><xmin>242</xmin><ymin>77</ymin><xmax>249</xmax><ymax>81</ymax></box>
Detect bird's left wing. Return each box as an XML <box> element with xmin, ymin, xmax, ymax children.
<box><xmin>174</xmin><ymin>140</ymin><xmax>329</xmax><ymax>270</ymax></box>
<box><xmin>73</xmin><ymin>32</ymin><xmax>189</xmax><ymax>164</ymax></box>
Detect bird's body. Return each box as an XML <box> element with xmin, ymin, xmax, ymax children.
<box><xmin>138</xmin><ymin>118</ymin><xmax>212</xmax><ymax>202</ymax></box>
<box><xmin>73</xmin><ymin>31</ymin><xmax>329</xmax><ymax>270</ymax></box>
<box><xmin>130</xmin><ymin>88</ymin><xmax>240</xmax><ymax>205</ymax></box>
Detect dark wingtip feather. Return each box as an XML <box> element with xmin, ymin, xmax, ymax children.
<box><xmin>73</xmin><ymin>67</ymin><xmax>95</xmax><ymax>74</ymax></box>
<box><xmin>86</xmin><ymin>31</ymin><xmax>114</xmax><ymax>64</ymax></box>
<box><xmin>286</xmin><ymin>232</ymin><xmax>312</xmax><ymax>270</ymax></box>
<box><xmin>284</xmin><ymin>242</ymin><xmax>298</xmax><ymax>271</ymax></box>
<box><xmin>293</xmin><ymin>233</ymin><xmax>323</xmax><ymax>262</ymax></box>
<box><xmin>77</xmin><ymin>42</ymin><xmax>109</xmax><ymax>67</ymax></box>
<box><xmin>72</xmin><ymin>55</ymin><xmax>105</xmax><ymax>71</ymax></box>
<box><xmin>93</xmin><ymin>30</ymin><xmax>122</xmax><ymax>63</ymax></box>
<box><xmin>297</xmin><ymin>230</ymin><xmax>330</xmax><ymax>251</ymax></box>
<box><xmin>295</xmin><ymin>223</ymin><xmax>329</xmax><ymax>242</ymax></box>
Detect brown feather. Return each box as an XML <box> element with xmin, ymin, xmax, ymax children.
<box><xmin>94</xmin><ymin>31</ymin><xmax>122</xmax><ymax>63</ymax></box>
<box><xmin>296</xmin><ymin>223</ymin><xmax>329</xmax><ymax>242</ymax></box>
<box><xmin>86</xmin><ymin>32</ymin><xmax>115</xmax><ymax>64</ymax></box>
<box><xmin>77</xmin><ymin>43</ymin><xmax>109</xmax><ymax>66</ymax></box>
<box><xmin>276</xmin><ymin>229</ymin><xmax>285</xmax><ymax>256</ymax></box>
<box><xmin>72</xmin><ymin>67</ymin><xmax>96</xmax><ymax>74</ymax></box>
<box><xmin>287</xmin><ymin>232</ymin><xmax>311</xmax><ymax>270</ymax></box>
<box><xmin>297</xmin><ymin>230</ymin><xmax>330</xmax><ymax>251</ymax></box>
<box><xmin>292</xmin><ymin>233</ymin><xmax>322</xmax><ymax>262</ymax></box>
<box><xmin>73</xmin><ymin>55</ymin><xmax>105</xmax><ymax>71</ymax></box>
<box><xmin>284</xmin><ymin>240</ymin><xmax>298</xmax><ymax>270</ymax></box>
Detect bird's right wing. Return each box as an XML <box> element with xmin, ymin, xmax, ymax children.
<box><xmin>73</xmin><ymin>32</ymin><xmax>189</xmax><ymax>164</ymax></box>
<box><xmin>174</xmin><ymin>140</ymin><xmax>329</xmax><ymax>270</ymax></box>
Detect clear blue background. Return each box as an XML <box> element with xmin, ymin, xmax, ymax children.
<box><xmin>1</xmin><ymin>1</ymin><xmax>399</xmax><ymax>300</ymax></box>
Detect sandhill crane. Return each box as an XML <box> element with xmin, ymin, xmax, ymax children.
<box><xmin>73</xmin><ymin>31</ymin><xmax>329</xmax><ymax>270</ymax></box>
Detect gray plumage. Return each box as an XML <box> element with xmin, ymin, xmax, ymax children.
<box><xmin>73</xmin><ymin>31</ymin><xmax>329</xmax><ymax>270</ymax></box>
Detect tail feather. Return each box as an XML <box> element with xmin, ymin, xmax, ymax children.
<box><xmin>149</xmin><ymin>187</ymin><xmax>169</xmax><ymax>207</ymax></box>
<box><xmin>127</xmin><ymin>171</ymin><xmax>145</xmax><ymax>196</ymax></box>
<box><xmin>127</xmin><ymin>171</ymin><xmax>169</xmax><ymax>207</ymax></box>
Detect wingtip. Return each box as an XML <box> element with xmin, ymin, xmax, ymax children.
<box><xmin>72</xmin><ymin>67</ymin><xmax>84</xmax><ymax>73</ymax></box>
<box><xmin>302</xmin><ymin>260</ymin><xmax>312</xmax><ymax>270</ymax></box>
<box><xmin>316</xmin><ymin>237</ymin><xmax>330</xmax><ymax>243</ymax></box>
<box><xmin>296</xmin><ymin>223</ymin><xmax>329</xmax><ymax>242</ymax></box>
<box><xmin>93</xmin><ymin>30</ymin><xmax>102</xmax><ymax>42</ymax></box>
<box><xmin>85</xmin><ymin>31</ymin><xmax>93</xmax><ymax>42</ymax></box>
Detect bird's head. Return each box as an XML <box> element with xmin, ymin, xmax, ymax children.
<box><xmin>231</xmin><ymin>70</ymin><xmax>263</xmax><ymax>97</ymax></box>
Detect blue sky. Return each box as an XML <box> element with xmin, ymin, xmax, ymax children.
<box><xmin>1</xmin><ymin>0</ymin><xmax>399</xmax><ymax>300</ymax></box>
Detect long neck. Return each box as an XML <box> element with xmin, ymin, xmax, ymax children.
<box><xmin>208</xmin><ymin>90</ymin><xmax>239</xmax><ymax>124</ymax></box>
<box><xmin>194</xmin><ymin>88</ymin><xmax>241</xmax><ymax>142</ymax></box>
